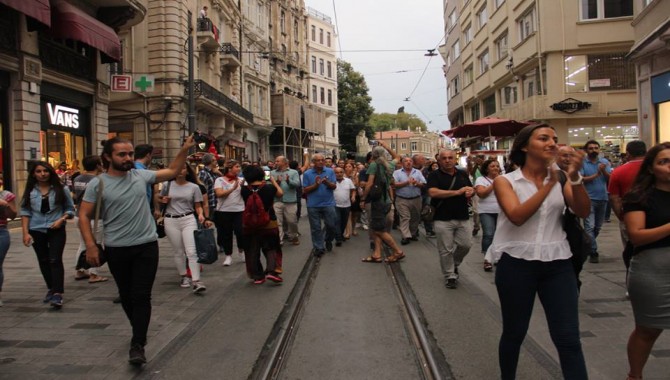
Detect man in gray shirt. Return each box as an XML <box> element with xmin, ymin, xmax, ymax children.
<box><xmin>79</xmin><ymin>136</ymin><xmax>194</xmax><ymax>366</ymax></box>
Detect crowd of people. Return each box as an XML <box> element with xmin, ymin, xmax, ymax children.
<box><xmin>0</xmin><ymin>128</ymin><xmax>668</xmax><ymax>378</ymax></box>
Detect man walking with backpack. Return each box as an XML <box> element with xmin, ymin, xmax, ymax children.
<box><xmin>302</xmin><ymin>154</ymin><xmax>337</xmax><ymax>257</ymax></box>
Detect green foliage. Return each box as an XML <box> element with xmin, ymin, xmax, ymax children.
<box><xmin>369</xmin><ymin>112</ymin><xmax>427</xmax><ymax>132</ymax></box>
<box><xmin>337</xmin><ymin>60</ymin><xmax>374</xmax><ymax>152</ymax></box>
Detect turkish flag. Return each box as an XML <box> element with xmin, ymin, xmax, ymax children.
<box><xmin>208</xmin><ymin>142</ymin><xmax>219</xmax><ymax>158</ymax></box>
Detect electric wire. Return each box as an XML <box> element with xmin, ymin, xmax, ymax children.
<box><xmin>332</xmin><ymin>0</ymin><xmax>343</xmax><ymax>60</ymax></box>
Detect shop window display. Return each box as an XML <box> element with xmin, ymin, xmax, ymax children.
<box><xmin>568</xmin><ymin>125</ymin><xmax>639</xmax><ymax>165</ymax></box>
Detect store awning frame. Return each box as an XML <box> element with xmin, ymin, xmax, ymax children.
<box><xmin>50</xmin><ymin>0</ymin><xmax>121</xmax><ymax>62</ymax></box>
<box><xmin>0</xmin><ymin>0</ymin><xmax>51</xmax><ymax>26</ymax></box>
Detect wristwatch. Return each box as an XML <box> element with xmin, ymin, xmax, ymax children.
<box><xmin>569</xmin><ymin>174</ymin><xmax>584</xmax><ymax>186</ymax></box>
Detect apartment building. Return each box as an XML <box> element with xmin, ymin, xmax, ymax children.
<box><xmin>0</xmin><ymin>0</ymin><xmax>145</xmax><ymax>193</ymax></box>
<box><xmin>306</xmin><ymin>7</ymin><xmax>339</xmax><ymax>157</ymax></box>
<box><xmin>374</xmin><ymin>130</ymin><xmax>444</xmax><ymax>159</ymax></box>
<box><xmin>628</xmin><ymin>0</ymin><xmax>670</xmax><ymax>145</ymax></box>
<box><xmin>442</xmin><ymin>0</ymin><xmax>639</xmax><ymax>163</ymax></box>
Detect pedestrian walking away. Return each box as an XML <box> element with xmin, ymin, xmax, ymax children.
<box><xmin>78</xmin><ymin>135</ymin><xmax>195</xmax><ymax>366</ymax></box>
<box><xmin>0</xmin><ymin>176</ymin><xmax>17</xmax><ymax>307</ymax></box>
<box><xmin>19</xmin><ymin>161</ymin><xmax>75</xmax><ymax>309</ymax></box>
<box><xmin>621</xmin><ymin>142</ymin><xmax>670</xmax><ymax>380</ymax></box>
<box><xmin>488</xmin><ymin>123</ymin><xmax>590</xmax><ymax>380</ymax></box>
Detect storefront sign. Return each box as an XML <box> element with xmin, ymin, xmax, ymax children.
<box><xmin>134</xmin><ymin>75</ymin><xmax>155</xmax><ymax>93</ymax></box>
<box><xmin>550</xmin><ymin>98</ymin><xmax>591</xmax><ymax>114</ymax></box>
<box><xmin>46</xmin><ymin>103</ymin><xmax>79</xmax><ymax>128</ymax></box>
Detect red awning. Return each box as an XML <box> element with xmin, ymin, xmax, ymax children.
<box><xmin>50</xmin><ymin>0</ymin><xmax>121</xmax><ymax>61</ymax></box>
<box><xmin>0</xmin><ymin>0</ymin><xmax>51</xmax><ymax>26</ymax></box>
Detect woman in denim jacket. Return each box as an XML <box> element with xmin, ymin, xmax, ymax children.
<box><xmin>19</xmin><ymin>162</ymin><xmax>75</xmax><ymax>309</ymax></box>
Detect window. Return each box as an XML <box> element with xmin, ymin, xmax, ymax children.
<box><xmin>500</xmin><ymin>85</ymin><xmax>518</xmax><ymax>106</ymax></box>
<box><xmin>294</xmin><ymin>20</ymin><xmax>299</xmax><ymax>39</ymax></box>
<box><xmin>447</xmin><ymin>85</ymin><xmax>452</xmax><ymax>100</ymax></box>
<box><xmin>464</xmin><ymin>65</ymin><xmax>474</xmax><ymax>86</ymax></box>
<box><xmin>311</xmin><ymin>25</ymin><xmax>316</xmax><ymax>41</ymax></box>
<box><xmin>564</xmin><ymin>53</ymin><xmax>635</xmax><ymax>93</ymax></box>
<box><xmin>327</xmin><ymin>89</ymin><xmax>332</xmax><ymax>106</ymax></box>
<box><xmin>494</xmin><ymin>0</ymin><xmax>505</xmax><ymax>9</ymax></box>
<box><xmin>524</xmin><ymin>69</ymin><xmax>539</xmax><ymax>99</ymax></box>
<box><xmin>312</xmin><ymin>85</ymin><xmax>317</xmax><ymax>102</ymax></box>
<box><xmin>327</xmin><ymin>32</ymin><xmax>331</xmax><ymax>47</ymax></box>
<box><xmin>470</xmin><ymin>103</ymin><xmax>480</xmax><ymax>121</ymax></box>
<box><xmin>580</xmin><ymin>0</ymin><xmax>633</xmax><ymax>20</ymax></box>
<box><xmin>448</xmin><ymin>9</ymin><xmax>458</xmax><ymax>30</ymax></box>
<box><xmin>320</xmin><ymin>87</ymin><xmax>325</xmax><ymax>104</ymax></box>
<box><xmin>451</xmin><ymin>40</ymin><xmax>461</xmax><ymax>60</ymax></box>
<box><xmin>479</xmin><ymin>50</ymin><xmax>489</xmax><ymax>74</ymax></box>
<box><xmin>258</xmin><ymin>88</ymin><xmax>264</xmax><ymax>115</ymax></box>
<box><xmin>411</xmin><ymin>142</ymin><xmax>417</xmax><ymax>151</ymax></box>
<box><xmin>247</xmin><ymin>84</ymin><xmax>254</xmax><ymax>110</ymax></box>
<box><xmin>311</xmin><ymin>56</ymin><xmax>317</xmax><ymax>73</ymax></box>
<box><xmin>391</xmin><ymin>143</ymin><xmax>396</xmax><ymax>149</ymax></box>
<box><xmin>450</xmin><ymin>75</ymin><xmax>460</xmax><ymax>97</ymax></box>
<box><xmin>327</xmin><ymin>61</ymin><xmax>332</xmax><ymax>78</ymax></box>
<box><xmin>495</xmin><ymin>32</ymin><xmax>508</xmax><ymax>61</ymax></box>
<box><xmin>518</xmin><ymin>7</ymin><xmax>536</xmax><ymax>41</ymax></box>
<box><xmin>477</xmin><ymin>5</ymin><xmax>488</xmax><ymax>29</ymax></box>
<box><xmin>463</xmin><ymin>24</ymin><xmax>472</xmax><ymax>45</ymax></box>
<box><xmin>331</xmin><ymin>123</ymin><xmax>336</xmax><ymax>137</ymax></box>
<box><xmin>280</xmin><ymin>11</ymin><xmax>286</xmax><ymax>34</ymax></box>
<box><xmin>483</xmin><ymin>94</ymin><xmax>496</xmax><ymax>116</ymax></box>
<box><xmin>401</xmin><ymin>142</ymin><xmax>407</xmax><ymax>150</ymax></box>
<box><xmin>319</xmin><ymin>28</ymin><xmax>324</xmax><ymax>44</ymax></box>
<box><xmin>319</xmin><ymin>58</ymin><xmax>324</xmax><ymax>75</ymax></box>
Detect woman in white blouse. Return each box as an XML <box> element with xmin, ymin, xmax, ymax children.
<box><xmin>488</xmin><ymin>123</ymin><xmax>591</xmax><ymax>380</ymax></box>
<box><xmin>474</xmin><ymin>159</ymin><xmax>502</xmax><ymax>271</ymax></box>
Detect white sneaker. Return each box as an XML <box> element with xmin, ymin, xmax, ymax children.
<box><xmin>223</xmin><ymin>255</ymin><xmax>233</xmax><ymax>266</ymax></box>
<box><xmin>180</xmin><ymin>276</ymin><xmax>191</xmax><ymax>288</ymax></box>
<box><xmin>237</xmin><ymin>250</ymin><xmax>245</xmax><ymax>263</ymax></box>
<box><xmin>192</xmin><ymin>281</ymin><xmax>207</xmax><ymax>293</ymax></box>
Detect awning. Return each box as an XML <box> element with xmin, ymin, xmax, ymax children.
<box><xmin>0</xmin><ymin>0</ymin><xmax>51</xmax><ymax>26</ymax></box>
<box><xmin>50</xmin><ymin>0</ymin><xmax>121</xmax><ymax>62</ymax></box>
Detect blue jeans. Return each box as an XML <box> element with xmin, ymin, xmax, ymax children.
<box><xmin>0</xmin><ymin>228</ymin><xmax>9</xmax><ymax>292</ymax></box>
<box><xmin>479</xmin><ymin>213</ymin><xmax>497</xmax><ymax>254</ymax></box>
<box><xmin>307</xmin><ymin>206</ymin><xmax>337</xmax><ymax>251</ymax></box>
<box><xmin>495</xmin><ymin>254</ymin><xmax>586</xmax><ymax>380</ymax></box>
<box><xmin>584</xmin><ymin>199</ymin><xmax>607</xmax><ymax>255</ymax></box>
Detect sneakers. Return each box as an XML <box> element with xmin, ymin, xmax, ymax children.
<box><xmin>266</xmin><ymin>274</ymin><xmax>283</xmax><ymax>283</ymax></box>
<box><xmin>275</xmin><ymin>266</ymin><xmax>283</xmax><ymax>274</ymax></box>
<box><xmin>43</xmin><ymin>290</ymin><xmax>53</xmax><ymax>304</ymax></box>
<box><xmin>445</xmin><ymin>279</ymin><xmax>457</xmax><ymax>289</ymax></box>
<box><xmin>401</xmin><ymin>238</ymin><xmax>410</xmax><ymax>245</ymax></box>
<box><xmin>312</xmin><ymin>249</ymin><xmax>324</xmax><ymax>257</ymax></box>
<box><xmin>223</xmin><ymin>255</ymin><xmax>233</xmax><ymax>266</ymax></box>
<box><xmin>253</xmin><ymin>278</ymin><xmax>266</xmax><ymax>285</ymax></box>
<box><xmin>237</xmin><ymin>250</ymin><xmax>245</xmax><ymax>262</ymax></box>
<box><xmin>180</xmin><ymin>276</ymin><xmax>191</xmax><ymax>288</ymax></box>
<box><xmin>50</xmin><ymin>294</ymin><xmax>63</xmax><ymax>308</ymax></box>
<box><xmin>410</xmin><ymin>235</ymin><xmax>419</xmax><ymax>241</ymax></box>
<box><xmin>128</xmin><ymin>343</ymin><xmax>147</xmax><ymax>365</ymax></box>
<box><xmin>192</xmin><ymin>281</ymin><xmax>207</xmax><ymax>293</ymax></box>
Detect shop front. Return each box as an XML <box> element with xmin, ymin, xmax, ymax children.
<box><xmin>652</xmin><ymin>71</ymin><xmax>670</xmax><ymax>143</ymax></box>
<box><xmin>224</xmin><ymin>138</ymin><xmax>246</xmax><ymax>161</ymax></box>
<box><xmin>40</xmin><ymin>83</ymin><xmax>92</xmax><ymax>170</ymax></box>
<box><xmin>568</xmin><ymin>124</ymin><xmax>640</xmax><ymax>165</ymax></box>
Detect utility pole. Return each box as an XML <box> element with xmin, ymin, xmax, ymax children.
<box><xmin>187</xmin><ymin>10</ymin><xmax>195</xmax><ymax>134</ymax></box>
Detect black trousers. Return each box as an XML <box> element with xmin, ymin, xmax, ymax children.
<box><xmin>30</xmin><ymin>227</ymin><xmax>66</xmax><ymax>294</ymax></box>
<box><xmin>106</xmin><ymin>241</ymin><xmax>159</xmax><ymax>346</ymax></box>
<box><xmin>214</xmin><ymin>211</ymin><xmax>243</xmax><ymax>255</ymax></box>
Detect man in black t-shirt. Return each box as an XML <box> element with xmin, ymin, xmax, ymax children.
<box><xmin>427</xmin><ymin>149</ymin><xmax>474</xmax><ymax>289</ymax></box>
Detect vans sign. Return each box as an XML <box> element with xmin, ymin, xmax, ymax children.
<box><xmin>46</xmin><ymin>103</ymin><xmax>79</xmax><ymax>129</ymax></box>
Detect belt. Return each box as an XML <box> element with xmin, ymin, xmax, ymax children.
<box><xmin>397</xmin><ymin>196</ymin><xmax>420</xmax><ymax>200</ymax></box>
<box><xmin>164</xmin><ymin>212</ymin><xmax>194</xmax><ymax>218</ymax></box>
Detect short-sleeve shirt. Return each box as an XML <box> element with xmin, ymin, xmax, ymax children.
<box><xmin>302</xmin><ymin>167</ymin><xmax>336</xmax><ymax>207</ymax></box>
<box><xmin>0</xmin><ymin>190</ymin><xmax>16</xmax><ymax>227</ymax></box>
<box><xmin>474</xmin><ymin>176</ymin><xmax>500</xmax><ymax>214</ymax></box>
<box><xmin>427</xmin><ymin>169</ymin><xmax>473</xmax><ymax>221</ymax></box>
<box><xmin>214</xmin><ymin>176</ymin><xmax>245</xmax><ymax>212</ymax></box>
<box><xmin>580</xmin><ymin>158</ymin><xmax>612</xmax><ymax>201</ymax></box>
<box><xmin>623</xmin><ymin>188</ymin><xmax>670</xmax><ymax>254</ymax></box>
<box><xmin>82</xmin><ymin>170</ymin><xmax>157</xmax><ymax>247</ymax></box>
<box><xmin>163</xmin><ymin>181</ymin><xmax>203</xmax><ymax>215</ymax></box>
<box><xmin>334</xmin><ymin>178</ymin><xmax>355</xmax><ymax>208</ymax></box>
<box><xmin>393</xmin><ymin>168</ymin><xmax>425</xmax><ymax>199</ymax></box>
<box><xmin>608</xmin><ymin>160</ymin><xmax>643</xmax><ymax>197</ymax></box>
<box><xmin>241</xmin><ymin>184</ymin><xmax>277</xmax><ymax>220</ymax></box>
<box><xmin>73</xmin><ymin>173</ymin><xmax>95</xmax><ymax>206</ymax></box>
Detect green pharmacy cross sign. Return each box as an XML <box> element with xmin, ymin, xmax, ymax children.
<box><xmin>134</xmin><ymin>75</ymin><xmax>155</xmax><ymax>92</ymax></box>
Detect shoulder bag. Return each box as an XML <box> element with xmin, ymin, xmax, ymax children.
<box><xmin>422</xmin><ymin>174</ymin><xmax>457</xmax><ymax>222</ymax></box>
<box><xmin>77</xmin><ymin>177</ymin><xmax>107</xmax><ymax>269</ymax></box>
<box><xmin>367</xmin><ymin>163</ymin><xmax>387</xmax><ymax>202</ymax></box>
<box><xmin>194</xmin><ymin>223</ymin><xmax>218</xmax><ymax>264</ymax></box>
<box><xmin>557</xmin><ymin>171</ymin><xmax>592</xmax><ymax>276</ymax></box>
<box><xmin>156</xmin><ymin>181</ymin><xmax>171</xmax><ymax>238</ymax></box>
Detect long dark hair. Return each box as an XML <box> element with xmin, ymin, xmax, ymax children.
<box><xmin>21</xmin><ymin>161</ymin><xmax>67</xmax><ymax>211</ymax></box>
<box><xmin>509</xmin><ymin>123</ymin><xmax>553</xmax><ymax>168</ymax></box>
<box><xmin>623</xmin><ymin>142</ymin><xmax>670</xmax><ymax>207</ymax></box>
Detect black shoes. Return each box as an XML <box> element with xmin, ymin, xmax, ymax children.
<box><xmin>128</xmin><ymin>343</ymin><xmax>147</xmax><ymax>366</ymax></box>
<box><xmin>472</xmin><ymin>227</ymin><xmax>480</xmax><ymax>236</ymax></box>
<box><xmin>401</xmin><ymin>238</ymin><xmax>410</xmax><ymax>245</ymax></box>
<box><xmin>325</xmin><ymin>241</ymin><xmax>333</xmax><ymax>252</ymax></box>
<box><xmin>313</xmin><ymin>249</ymin><xmax>324</xmax><ymax>257</ymax></box>
<box><xmin>335</xmin><ymin>241</ymin><xmax>342</xmax><ymax>247</ymax></box>
<box><xmin>445</xmin><ymin>279</ymin><xmax>457</xmax><ymax>289</ymax></box>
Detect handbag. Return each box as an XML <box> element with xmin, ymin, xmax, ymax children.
<box><xmin>367</xmin><ymin>163</ymin><xmax>387</xmax><ymax>202</ymax></box>
<box><xmin>156</xmin><ymin>181</ymin><xmax>171</xmax><ymax>239</ymax></box>
<box><xmin>79</xmin><ymin>176</ymin><xmax>107</xmax><ymax>269</ymax></box>
<box><xmin>558</xmin><ymin>171</ymin><xmax>592</xmax><ymax>275</ymax></box>
<box><xmin>194</xmin><ymin>224</ymin><xmax>218</xmax><ymax>264</ymax></box>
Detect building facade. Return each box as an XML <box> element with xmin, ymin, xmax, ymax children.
<box><xmin>0</xmin><ymin>0</ymin><xmax>145</xmax><ymax>193</ymax></box>
<box><xmin>442</xmin><ymin>0</ymin><xmax>639</xmax><ymax>164</ymax></box>
<box><xmin>374</xmin><ymin>130</ymin><xmax>444</xmax><ymax>159</ymax></box>
<box><xmin>306</xmin><ymin>7</ymin><xmax>339</xmax><ymax>157</ymax></box>
<box><xmin>628</xmin><ymin>0</ymin><xmax>670</xmax><ymax>146</ymax></box>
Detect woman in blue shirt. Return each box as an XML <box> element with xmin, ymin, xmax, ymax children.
<box><xmin>20</xmin><ymin>161</ymin><xmax>75</xmax><ymax>309</ymax></box>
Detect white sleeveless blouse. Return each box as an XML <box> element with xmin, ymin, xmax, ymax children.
<box><xmin>486</xmin><ymin>168</ymin><xmax>571</xmax><ymax>262</ymax></box>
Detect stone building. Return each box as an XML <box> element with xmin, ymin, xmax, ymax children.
<box><xmin>374</xmin><ymin>130</ymin><xmax>443</xmax><ymax>159</ymax></box>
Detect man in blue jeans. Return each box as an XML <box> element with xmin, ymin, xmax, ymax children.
<box><xmin>580</xmin><ymin>140</ymin><xmax>611</xmax><ymax>263</ymax></box>
<box><xmin>302</xmin><ymin>153</ymin><xmax>337</xmax><ymax>257</ymax></box>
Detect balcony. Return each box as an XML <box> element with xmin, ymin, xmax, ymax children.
<box><xmin>196</xmin><ymin>18</ymin><xmax>220</xmax><ymax>51</ymax></box>
<box><xmin>186</xmin><ymin>80</ymin><xmax>253</xmax><ymax>123</ymax></box>
<box><xmin>220</xmin><ymin>43</ymin><xmax>241</xmax><ymax>68</ymax></box>
<box><xmin>89</xmin><ymin>0</ymin><xmax>147</xmax><ymax>29</ymax></box>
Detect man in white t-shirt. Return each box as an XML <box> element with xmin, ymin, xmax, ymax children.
<box><xmin>333</xmin><ymin>167</ymin><xmax>355</xmax><ymax>246</ymax></box>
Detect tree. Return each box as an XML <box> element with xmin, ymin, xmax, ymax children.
<box><xmin>369</xmin><ymin>112</ymin><xmax>428</xmax><ymax>132</ymax></box>
<box><xmin>337</xmin><ymin>60</ymin><xmax>374</xmax><ymax>152</ymax></box>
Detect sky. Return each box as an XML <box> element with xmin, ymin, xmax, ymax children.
<box><xmin>305</xmin><ymin>0</ymin><xmax>449</xmax><ymax>132</ymax></box>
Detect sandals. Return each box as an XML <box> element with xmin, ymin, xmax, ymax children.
<box><xmin>88</xmin><ymin>274</ymin><xmax>109</xmax><ymax>283</ymax></box>
<box><xmin>385</xmin><ymin>252</ymin><xmax>406</xmax><ymax>263</ymax></box>
<box><xmin>362</xmin><ymin>256</ymin><xmax>382</xmax><ymax>263</ymax></box>
<box><xmin>74</xmin><ymin>271</ymin><xmax>90</xmax><ymax>281</ymax></box>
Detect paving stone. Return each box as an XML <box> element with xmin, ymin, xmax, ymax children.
<box><xmin>0</xmin><ymin>340</ymin><xmax>21</xmax><ymax>347</ymax></box>
<box><xmin>41</xmin><ymin>364</ymin><xmax>93</xmax><ymax>375</ymax></box>
<box><xmin>16</xmin><ymin>340</ymin><xmax>63</xmax><ymax>348</ymax></box>
<box><xmin>651</xmin><ymin>349</ymin><xmax>670</xmax><ymax>358</ymax></box>
<box><xmin>587</xmin><ymin>312</ymin><xmax>626</xmax><ymax>318</ymax></box>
